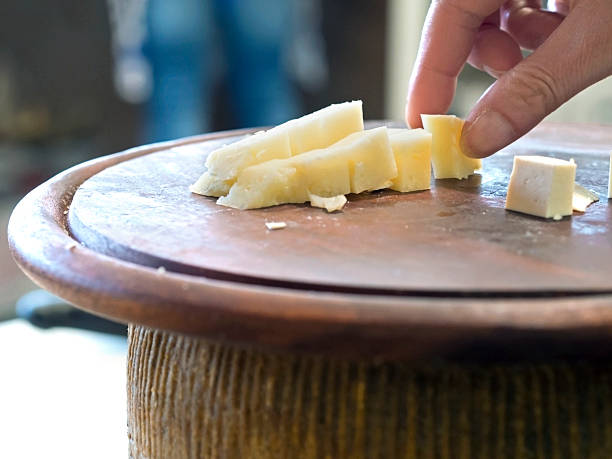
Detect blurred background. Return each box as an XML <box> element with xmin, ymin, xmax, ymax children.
<box><xmin>1</xmin><ymin>0</ymin><xmax>611</xmax><ymax>457</ymax></box>
<box><xmin>0</xmin><ymin>0</ymin><xmax>389</xmax><ymax>321</ymax></box>
<box><xmin>4</xmin><ymin>0</ymin><xmax>612</xmax><ymax>319</ymax></box>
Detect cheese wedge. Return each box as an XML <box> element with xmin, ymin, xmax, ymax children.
<box><xmin>421</xmin><ymin>114</ymin><xmax>481</xmax><ymax>179</ymax></box>
<box><xmin>388</xmin><ymin>128</ymin><xmax>432</xmax><ymax>192</ymax></box>
<box><xmin>191</xmin><ymin>101</ymin><xmax>364</xmax><ymax>197</ymax></box>
<box><xmin>217</xmin><ymin>127</ymin><xmax>397</xmax><ymax>209</ymax></box>
<box><xmin>573</xmin><ymin>184</ymin><xmax>599</xmax><ymax>212</ymax></box>
<box><xmin>505</xmin><ymin>155</ymin><xmax>576</xmax><ymax>219</ymax></box>
<box><xmin>281</xmin><ymin>101</ymin><xmax>364</xmax><ymax>155</ymax></box>
<box><xmin>189</xmin><ymin>171</ymin><xmax>232</xmax><ymax>197</ymax></box>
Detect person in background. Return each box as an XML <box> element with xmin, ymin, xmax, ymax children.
<box><xmin>109</xmin><ymin>0</ymin><xmax>321</xmax><ymax>142</ymax></box>
<box><xmin>406</xmin><ymin>0</ymin><xmax>612</xmax><ymax>158</ymax></box>
<box><xmin>141</xmin><ymin>0</ymin><xmax>300</xmax><ymax>142</ymax></box>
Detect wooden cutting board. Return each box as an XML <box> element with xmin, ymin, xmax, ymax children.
<box><xmin>8</xmin><ymin>122</ymin><xmax>612</xmax><ymax>360</ymax></box>
<box><xmin>68</xmin><ymin>123</ymin><xmax>612</xmax><ymax>295</ymax></box>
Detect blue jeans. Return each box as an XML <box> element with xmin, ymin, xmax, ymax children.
<box><xmin>143</xmin><ymin>0</ymin><xmax>299</xmax><ymax>142</ymax></box>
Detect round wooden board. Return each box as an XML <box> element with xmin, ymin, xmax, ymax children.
<box><xmin>68</xmin><ymin>123</ymin><xmax>612</xmax><ymax>295</ymax></box>
<box><xmin>8</xmin><ymin>124</ymin><xmax>612</xmax><ymax>360</ymax></box>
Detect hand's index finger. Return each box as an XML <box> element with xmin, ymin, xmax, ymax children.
<box><xmin>405</xmin><ymin>0</ymin><xmax>504</xmax><ymax>128</ymax></box>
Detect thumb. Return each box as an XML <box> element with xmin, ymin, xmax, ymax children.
<box><xmin>461</xmin><ymin>0</ymin><xmax>612</xmax><ymax>158</ymax></box>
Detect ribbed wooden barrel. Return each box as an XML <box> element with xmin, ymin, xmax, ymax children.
<box><xmin>127</xmin><ymin>325</ymin><xmax>612</xmax><ymax>459</ymax></box>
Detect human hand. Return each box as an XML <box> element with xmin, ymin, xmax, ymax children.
<box><xmin>405</xmin><ymin>0</ymin><xmax>612</xmax><ymax>158</ymax></box>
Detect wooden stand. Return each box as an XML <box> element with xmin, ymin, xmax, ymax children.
<box><xmin>128</xmin><ymin>325</ymin><xmax>612</xmax><ymax>458</ymax></box>
<box><xmin>9</xmin><ymin>124</ymin><xmax>612</xmax><ymax>458</ymax></box>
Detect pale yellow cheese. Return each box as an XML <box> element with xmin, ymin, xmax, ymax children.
<box><xmin>217</xmin><ymin>127</ymin><xmax>397</xmax><ymax>209</ymax></box>
<box><xmin>191</xmin><ymin>101</ymin><xmax>364</xmax><ymax>197</ymax></box>
<box><xmin>505</xmin><ymin>155</ymin><xmax>576</xmax><ymax>219</ymax></box>
<box><xmin>572</xmin><ymin>184</ymin><xmax>599</xmax><ymax>212</ymax></box>
<box><xmin>280</xmin><ymin>101</ymin><xmax>364</xmax><ymax>155</ymax></box>
<box><xmin>220</xmin><ymin>164</ymin><xmax>305</xmax><ymax>209</ymax></box>
<box><xmin>207</xmin><ymin>128</ymin><xmax>291</xmax><ymax>181</ymax></box>
<box><xmin>189</xmin><ymin>172</ymin><xmax>232</xmax><ymax>197</ymax></box>
<box><xmin>309</xmin><ymin>194</ymin><xmax>347</xmax><ymax>212</ymax></box>
<box><xmin>387</xmin><ymin>128</ymin><xmax>432</xmax><ymax>192</ymax></box>
<box><xmin>265</xmin><ymin>221</ymin><xmax>287</xmax><ymax>230</ymax></box>
<box><xmin>421</xmin><ymin>114</ymin><xmax>481</xmax><ymax>179</ymax></box>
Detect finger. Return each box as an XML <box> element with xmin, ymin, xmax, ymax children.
<box><xmin>482</xmin><ymin>10</ymin><xmax>501</xmax><ymax>27</ymax></box>
<box><xmin>501</xmin><ymin>0</ymin><xmax>564</xmax><ymax>50</ymax></box>
<box><xmin>461</xmin><ymin>0</ymin><xmax>612</xmax><ymax>158</ymax></box>
<box><xmin>467</xmin><ymin>25</ymin><xmax>523</xmax><ymax>78</ymax></box>
<box><xmin>467</xmin><ymin>11</ymin><xmax>522</xmax><ymax>77</ymax></box>
<box><xmin>405</xmin><ymin>0</ymin><xmax>505</xmax><ymax>128</ymax></box>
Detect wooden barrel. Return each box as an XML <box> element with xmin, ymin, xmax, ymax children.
<box><xmin>9</xmin><ymin>123</ymin><xmax>612</xmax><ymax>458</ymax></box>
<box><xmin>127</xmin><ymin>326</ymin><xmax>612</xmax><ymax>458</ymax></box>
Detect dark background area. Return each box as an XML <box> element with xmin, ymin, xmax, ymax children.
<box><xmin>0</xmin><ymin>0</ymin><xmax>388</xmax><ymax>318</ymax></box>
<box><xmin>0</xmin><ymin>0</ymin><xmax>386</xmax><ymax>197</ymax></box>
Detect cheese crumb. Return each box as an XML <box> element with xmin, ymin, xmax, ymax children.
<box><xmin>157</xmin><ymin>266</ymin><xmax>167</xmax><ymax>274</ymax></box>
<box><xmin>309</xmin><ymin>194</ymin><xmax>347</xmax><ymax>213</ymax></box>
<box><xmin>573</xmin><ymin>184</ymin><xmax>599</xmax><ymax>212</ymax></box>
<box><xmin>265</xmin><ymin>221</ymin><xmax>287</xmax><ymax>230</ymax></box>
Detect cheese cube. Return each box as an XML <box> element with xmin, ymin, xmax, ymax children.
<box><xmin>192</xmin><ymin>101</ymin><xmax>364</xmax><ymax>197</ymax></box>
<box><xmin>421</xmin><ymin>114</ymin><xmax>481</xmax><ymax>179</ymax></box>
<box><xmin>336</xmin><ymin>129</ymin><xmax>397</xmax><ymax>193</ymax></box>
<box><xmin>387</xmin><ymin>128</ymin><xmax>432</xmax><ymax>192</ymax></box>
<box><xmin>505</xmin><ymin>155</ymin><xmax>576</xmax><ymax>219</ymax></box>
<box><xmin>217</xmin><ymin>127</ymin><xmax>396</xmax><ymax>209</ymax></box>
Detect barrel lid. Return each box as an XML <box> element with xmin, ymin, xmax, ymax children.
<box><xmin>8</xmin><ymin>123</ymin><xmax>612</xmax><ymax>360</ymax></box>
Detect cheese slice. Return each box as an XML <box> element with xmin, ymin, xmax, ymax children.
<box><xmin>217</xmin><ymin>127</ymin><xmax>397</xmax><ymax>209</ymax></box>
<box><xmin>191</xmin><ymin>101</ymin><xmax>364</xmax><ymax>197</ymax></box>
<box><xmin>573</xmin><ymin>184</ymin><xmax>599</xmax><ymax>212</ymax></box>
<box><xmin>281</xmin><ymin>101</ymin><xmax>364</xmax><ymax>155</ymax></box>
<box><xmin>505</xmin><ymin>155</ymin><xmax>576</xmax><ymax>219</ymax></box>
<box><xmin>421</xmin><ymin>114</ymin><xmax>481</xmax><ymax>179</ymax></box>
<box><xmin>387</xmin><ymin>128</ymin><xmax>432</xmax><ymax>192</ymax></box>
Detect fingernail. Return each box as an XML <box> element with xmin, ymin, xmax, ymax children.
<box><xmin>483</xmin><ymin>66</ymin><xmax>505</xmax><ymax>80</ymax></box>
<box><xmin>461</xmin><ymin>111</ymin><xmax>516</xmax><ymax>158</ymax></box>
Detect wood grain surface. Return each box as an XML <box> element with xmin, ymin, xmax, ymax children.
<box><xmin>8</xmin><ymin>123</ymin><xmax>612</xmax><ymax>360</ymax></box>
<box><xmin>127</xmin><ymin>325</ymin><xmax>612</xmax><ymax>459</ymax></box>
<box><xmin>68</xmin><ymin>123</ymin><xmax>612</xmax><ymax>294</ymax></box>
